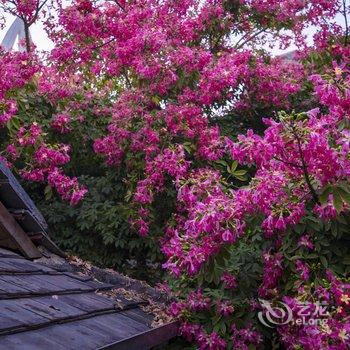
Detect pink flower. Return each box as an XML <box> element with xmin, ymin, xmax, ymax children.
<box><xmin>221</xmin><ymin>272</ymin><xmax>238</xmax><ymax>290</ymax></box>
<box><xmin>197</xmin><ymin>331</ymin><xmax>226</xmax><ymax>350</ymax></box>
<box><xmin>6</xmin><ymin>144</ymin><xmax>19</xmax><ymax>160</ymax></box>
<box><xmin>298</xmin><ymin>235</ymin><xmax>314</xmax><ymax>251</ymax></box>
<box><xmin>217</xmin><ymin>300</ymin><xmax>234</xmax><ymax>317</ymax></box>
<box><xmin>51</xmin><ymin>113</ymin><xmax>71</xmax><ymax>133</ymax></box>
<box><xmin>187</xmin><ymin>290</ymin><xmax>211</xmax><ymax>312</ymax></box>
<box><xmin>295</xmin><ymin>260</ymin><xmax>310</xmax><ymax>281</ymax></box>
<box><xmin>70</xmin><ymin>188</ymin><xmax>88</xmax><ymax>206</ymax></box>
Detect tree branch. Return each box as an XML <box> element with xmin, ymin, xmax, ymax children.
<box><xmin>234</xmin><ymin>28</ymin><xmax>267</xmax><ymax>49</ymax></box>
<box><xmin>108</xmin><ymin>0</ymin><xmax>126</xmax><ymax>12</ymax></box>
<box><xmin>290</xmin><ymin>126</ymin><xmax>320</xmax><ymax>204</ymax></box>
<box><xmin>23</xmin><ymin>20</ymin><xmax>31</xmax><ymax>53</ymax></box>
<box><xmin>273</xmin><ymin>156</ymin><xmax>303</xmax><ymax>169</ymax></box>
<box><xmin>93</xmin><ymin>37</ymin><xmax>116</xmax><ymax>50</ymax></box>
<box><xmin>28</xmin><ymin>0</ymin><xmax>49</xmax><ymax>26</ymax></box>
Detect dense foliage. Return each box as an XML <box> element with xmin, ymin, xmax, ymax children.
<box><xmin>1</xmin><ymin>0</ymin><xmax>350</xmax><ymax>348</ymax></box>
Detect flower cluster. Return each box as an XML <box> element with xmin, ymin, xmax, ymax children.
<box><xmin>279</xmin><ymin>273</ymin><xmax>350</xmax><ymax>349</ymax></box>
<box><xmin>1</xmin><ymin>0</ymin><xmax>350</xmax><ymax>348</ymax></box>
<box><xmin>0</xmin><ymin>49</ymin><xmax>39</xmax><ymax>99</ymax></box>
<box><xmin>0</xmin><ymin>100</ymin><xmax>17</xmax><ymax>126</ymax></box>
<box><xmin>162</xmin><ymin>60</ymin><xmax>350</xmax><ymax>348</ymax></box>
<box><xmin>51</xmin><ymin>113</ymin><xmax>71</xmax><ymax>133</ymax></box>
<box><xmin>162</xmin><ymin>169</ymin><xmax>245</xmax><ymax>276</ymax></box>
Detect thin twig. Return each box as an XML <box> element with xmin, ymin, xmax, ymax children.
<box><xmin>28</xmin><ymin>0</ymin><xmax>49</xmax><ymax>26</ymax></box>
<box><xmin>290</xmin><ymin>126</ymin><xmax>320</xmax><ymax>204</ymax></box>
<box><xmin>343</xmin><ymin>0</ymin><xmax>349</xmax><ymax>46</ymax></box>
<box><xmin>235</xmin><ymin>28</ymin><xmax>267</xmax><ymax>49</ymax></box>
<box><xmin>273</xmin><ymin>156</ymin><xmax>303</xmax><ymax>169</ymax></box>
<box><xmin>113</xmin><ymin>0</ymin><xmax>126</xmax><ymax>12</ymax></box>
<box><xmin>233</xmin><ymin>31</ymin><xmax>250</xmax><ymax>48</ymax></box>
<box><xmin>93</xmin><ymin>37</ymin><xmax>116</xmax><ymax>50</ymax></box>
<box><xmin>123</xmin><ymin>71</ymin><xmax>132</xmax><ymax>88</ymax></box>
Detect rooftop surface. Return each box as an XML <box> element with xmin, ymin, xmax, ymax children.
<box><xmin>0</xmin><ymin>247</ymin><xmax>176</xmax><ymax>350</ymax></box>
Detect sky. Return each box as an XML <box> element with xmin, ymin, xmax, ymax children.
<box><xmin>0</xmin><ymin>13</ymin><xmax>54</xmax><ymax>51</ymax></box>
<box><xmin>0</xmin><ymin>0</ymin><xmax>71</xmax><ymax>52</ymax></box>
<box><xmin>0</xmin><ymin>3</ymin><xmax>347</xmax><ymax>55</ymax></box>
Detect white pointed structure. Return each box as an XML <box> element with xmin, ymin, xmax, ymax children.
<box><xmin>1</xmin><ymin>17</ymin><xmax>32</xmax><ymax>52</ymax></box>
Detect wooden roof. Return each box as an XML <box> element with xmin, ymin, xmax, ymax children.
<box><xmin>0</xmin><ymin>247</ymin><xmax>177</xmax><ymax>349</ymax></box>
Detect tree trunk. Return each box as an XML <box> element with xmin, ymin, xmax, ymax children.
<box><xmin>23</xmin><ymin>21</ymin><xmax>31</xmax><ymax>53</ymax></box>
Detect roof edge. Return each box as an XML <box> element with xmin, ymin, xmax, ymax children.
<box><xmin>97</xmin><ymin>321</ymin><xmax>179</xmax><ymax>350</ymax></box>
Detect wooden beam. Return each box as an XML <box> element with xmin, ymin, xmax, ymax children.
<box><xmin>0</xmin><ymin>201</ymin><xmax>41</xmax><ymax>259</ymax></box>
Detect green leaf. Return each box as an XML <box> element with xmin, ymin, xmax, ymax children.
<box><xmin>12</xmin><ymin>117</ymin><xmax>20</xmax><ymax>131</ymax></box>
<box><xmin>151</xmin><ymin>95</ymin><xmax>161</xmax><ymax>104</ymax></box>
<box><xmin>215</xmin><ymin>160</ymin><xmax>228</xmax><ymax>167</ymax></box>
<box><xmin>234</xmin><ymin>170</ymin><xmax>247</xmax><ymax>176</ymax></box>
<box><xmin>319</xmin><ymin>185</ymin><xmax>332</xmax><ymax>204</ymax></box>
<box><xmin>235</xmin><ymin>175</ymin><xmax>247</xmax><ymax>181</ymax></box>
<box><xmin>320</xmin><ymin>256</ymin><xmax>328</xmax><ymax>268</ymax></box>
<box><xmin>44</xmin><ymin>185</ymin><xmax>53</xmax><ymax>200</ymax></box>
<box><xmin>332</xmin><ymin>189</ymin><xmax>343</xmax><ymax>213</ymax></box>
<box><xmin>338</xmin><ymin>187</ymin><xmax>350</xmax><ymax>206</ymax></box>
<box><xmin>183</xmin><ymin>143</ymin><xmax>192</xmax><ymax>154</ymax></box>
<box><xmin>231</xmin><ymin>161</ymin><xmax>238</xmax><ymax>173</ymax></box>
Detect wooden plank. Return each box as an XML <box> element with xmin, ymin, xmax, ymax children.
<box><xmin>0</xmin><ymin>202</ymin><xmax>41</xmax><ymax>259</ymax></box>
<box><xmin>8</xmin><ymin>209</ymin><xmax>46</xmax><ymax>236</ymax></box>
<box><xmin>119</xmin><ymin>308</ymin><xmax>153</xmax><ymax>327</ymax></box>
<box><xmin>0</xmin><ymin>248</ymin><xmax>23</xmax><ymax>258</ymax></box>
<box><xmin>0</xmin><ymin>278</ymin><xmax>31</xmax><ymax>294</ymax></box>
<box><xmin>13</xmin><ymin>293</ymin><xmax>117</xmax><ymax>320</ymax></box>
<box><xmin>37</xmin><ymin>322</ymin><xmax>109</xmax><ymax>349</ymax></box>
<box><xmin>0</xmin><ymin>261</ymin><xmax>30</xmax><ymax>273</ymax></box>
<box><xmin>85</xmin><ymin>279</ymin><xmax>115</xmax><ymax>290</ymax></box>
<box><xmin>0</xmin><ymin>313</ymin><xmax>146</xmax><ymax>350</ymax></box>
<box><xmin>26</xmin><ymin>295</ymin><xmax>92</xmax><ymax>318</ymax></box>
<box><xmin>0</xmin><ymin>163</ymin><xmax>66</xmax><ymax>257</ymax></box>
<box><xmin>0</xmin><ymin>258</ymin><xmax>54</xmax><ymax>273</ymax></box>
<box><xmin>38</xmin><ymin>235</ymin><xmax>66</xmax><ymax>258</ymax></box>
<box><xmin>0</xmin><ymin>275</ymin><xmax>57</xmax><ymax>294</ymax></box>
<box><xmin>0</xmin><ymin>274</ymin><xmax>94</xmax><ymax>296</ymax></box>
<box><xmin>0</xmin><ymin>237</ymin><xmax>19</xmax><ymax>252</ymax></box>
<box><xmin>0</xmin><ymin>331</ymin><xmax>68</xmax><ymax>350</ymax></box>
<box><xmin>0</xmin><ymin>162</ymin><xmax>48</xmax><ymax>230</ymax></box>
<box><xmin>17</xmin><ymin>298</ymin><xmax>76</xmax><ymax>320</ymax></box>
<box><xmin>0</xmin><ymin>294</ymin><xmax>133</xmax><ymax>336</ymax></box>
<box><xmin>87</xmin><ymin>313</ymin><xmax>150</xmax><ymax>334</ymax></box>
<box><xmin>63</xmin><ymin>272</ymin><xmax>92</xmax><ymax>282</ymax></box>
<box><xmin>97</xmin><ymin>321</ymin><xmax>179</xmax><ymax>350</ymax></box>
<box><xmin>0</xmin><ymin>258</ymin><xmax>53</xmax><ymax>273</ymax></box>
<box><xmin>56</xmin><ymin>293</ymin><xmax>116</xmax><ymax>312</ymax></box>
<box><xmin>0</xmin><ymin>299</ymin><xmax>50</xmax><ymax>332</ymax></box>
<box><xmin>73</xmin><ymin>313</ymin><xmax>148</xmax><ymax>344</ymax></box>
<box><xmin>0</xmin><ymin>316</ymin><xmax>23</xmax><ymax>333</ymax></box>
<box><xmin>0</xmin><ymin>292</ymin><xmax>148</xmax><ymax>330</ymax></box>
<box><xmin>31</xmin><ymin>274</ymin><xmax>97</xmax><ymax>291</ymax></box>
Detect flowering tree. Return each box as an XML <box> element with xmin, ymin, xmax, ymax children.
<box><xmin>1</xmin><ymin>0</ymin><xmax>350</xmax><ymax>348</ymax></box>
